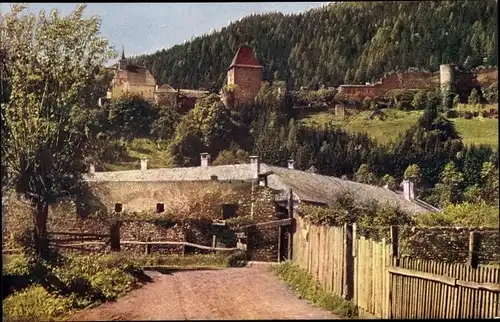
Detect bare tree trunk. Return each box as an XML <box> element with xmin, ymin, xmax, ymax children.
<box><xmin>33</xmin><ymin>200</ymin><xmax>49</xmax><ymax>258</ymax></box>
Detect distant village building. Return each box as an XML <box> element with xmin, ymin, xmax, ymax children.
<box><xmin>225</xmin><ymin>46</ymin><xmax>263</xmax><ymax>105</ymax></box>
<box><xmin>106</xmin><ymin>48</ymin><xmax>156</xmax><ymax>101</ymax></box>
<box><xmin>104</xmin><ymin>47</ymin><xmax>208</xmax><ymax>109</ymax></box>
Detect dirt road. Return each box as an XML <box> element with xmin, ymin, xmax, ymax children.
<box><xmin>69</xmin><ymin>266</ymin><xmax>339</xmax><ymax>320</ymax></box>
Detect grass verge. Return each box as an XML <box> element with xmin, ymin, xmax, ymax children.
<box><xmin>271</xmin><ymin>261</ymin><xmax>358</xmax><ymax>318</ymax></box>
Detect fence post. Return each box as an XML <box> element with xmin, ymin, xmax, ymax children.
<box><xmin>212</xmin><ymin>235</ymin><xmax>217</xmax><ymax>254</ymax></box>
<box><xmin>344</xmin><ymin>223</ymin><xmax>354</xmax><ymax>300</ymax></box>
<box><xmin>110</xmin><ymin>221</ymin><xmax>121</xmax><ymax>252</ymax></box>
<box><xmin>145</xmin><ymin>236</ymin><xmax>151</xmax><ymax>255</ymax></box>
<box><xmin>352</xmin><ymin>223</ymin><xmax>358</xmax><ymax>306</ymax></box>
<box><xmin>390</xmin><ymin>225</ymin><xmax>399</xmax><ymax>266</ymax></box>
<box><xmin>287</xmin><ymin>188</ymin><xmax>293</xmax><ymax>261</ymax></box>
<box><xmin>181</xmin><ymin>232</ymin><xmax>186</xmax><ymax>256</ymax></box>
<box><xmin>388</xmin><ymin>225</ymin><xmax>399</xmax><ymax>319</ymax></box>
<box><xmin>246</xmin><ymin>227</ymin><xmax>251</xmax><ymax>261</ymax></box>
<box><xmin>278</xmin><ymin>226</ymin><xmax>282</xmax><ymax>262</ymax></box>
<box><xmin>468</xmin><ymin>231</ymin><xmax>479</xmax><ymax>268</ymax></box>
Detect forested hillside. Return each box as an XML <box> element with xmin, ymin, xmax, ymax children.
<box><xmin>132</xmin><ymin>0</ymin><xmax>498</xmax><ymax>90</ymax></box>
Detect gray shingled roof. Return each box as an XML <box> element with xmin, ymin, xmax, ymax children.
<box><xmin>84</xmin><ymin>163</ymin><xmax>436</xmax><ymax>214</ymax></box>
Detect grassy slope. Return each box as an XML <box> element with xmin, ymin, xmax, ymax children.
<box><xmin>103</xmin><ymin>138</ymin><xmax>173</xmax><ymax>171</ymax></box>
<box><xmin>104</xmin><ymin>105</ymin><xmax>497</xmax><ymax>171</ymax></box>
<box><xmin>299</xmin><ymin>105</ymin><xmax>498</xmax><ymax>147</ymax></box>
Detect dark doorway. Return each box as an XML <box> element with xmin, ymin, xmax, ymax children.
<box><xmin>221</xmin><ymin>204</ymin><xmax>238</xmax><ymax>220</ymax></box>
<box><xmin>114</xmin><ymin>203</ymin><xmax>123</xmax><ymax>213</ymax></box>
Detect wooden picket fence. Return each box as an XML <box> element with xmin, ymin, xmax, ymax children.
<box><xmin>292</xmin><ymin>215</ymin><xmax>500</xmax><ymax>319</ymax></box>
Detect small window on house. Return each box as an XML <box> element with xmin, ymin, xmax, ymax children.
<box><xmin>156</xmin><ymin>203</ymin><xmax>165</xmax><ymax>213</ymax></box>
<box><xmin>114</xmin><ymin>203</ymin><xmax>123</xmax><ymax>213</ymax></box>
<box><xmin>221</xmin><ymin>204</ymin><xmax>238</xmax><ymax>220</ymax></box>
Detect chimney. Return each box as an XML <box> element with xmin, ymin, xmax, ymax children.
<box><xmin>250</xmin><ymin>155</ymin><xmax>260</xmax><ymax>179</ymax></box>
<box><xmin>287</xmin><ymin>159</ymin><xmax>294</xmax><ymax>170</ymax></box>
<box><xmin>402</xmin><ymin>179</ymin><xmax>415</xmax><ymax>201</ymax></box>
<box><xmin>200</xmin><ymin>153</ymin><xmax>211</xmax><ymax>168</ymax></box>
<box><xmin>89</xmin><ymin>164</ymin><xmax>95</xmax><ymax>174</ymax></box>
<box><xmin>140</xmin><ymin>158</ymin><xmax>149</xmax><ymax>171</ymax></box>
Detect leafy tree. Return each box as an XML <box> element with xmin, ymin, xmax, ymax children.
<box><xmin>212</xmin><ymin>145</ymin><xmax>250</xmax><ymax>165</ymax></box>
<box><xmin>468</xmin><ymin>88</ymin><xmax>479</xmax><ymax>105</ymax></box>
<box><xmin>403</xmin><ymin>164</ymin><xmax>422</xmax><ymax>183</ymax></box>
<box><xmin>415</xmin><ymin>201</ymin><xmax>499</xmax><ymax>227</ymax></box>
<box><xmin>150</xmin><ymin>104</ymin><xmax>181</xmax><ymax>142</ymax></box>
<box><xmin>108</xmin><ymin>94</ymin><xmax>157</xmax><ymax>140</ymax></box>
<box><xmin>355</xmin><ymin>164</ymin><xmax>377</xmax><ymax>185</ymax></box>
<box><xmin>411</xmin><ymin>90</ymin><xmax>426</xmax><ymax>110</ymax></box>
<box><xmin>435</xmin><ymin>161</ymin><xmax>464</xmax><ymax>207</ymax></box>
<box><xmin>463</xmin><ymin>184</ymin><xmax>482</xmax><ymax>203</ymax></box>
<box><xmin>480</xmin><ymin>161</ymin><xmax>499</xmax><ymax>205</ymax></box>
<box><xmin>452</xmin><ymin>94</ymin><xmax>460</xmax><ymax>108</ymax></box>
<box><xmin>1</xmin><ymin>4</ymin><xmax>114</xmax><ymax>257</ymax></box>
<box><xmin>380</xmin><ymin>174</ymin><xmax>396</xmax><ymax>190</ymax></box>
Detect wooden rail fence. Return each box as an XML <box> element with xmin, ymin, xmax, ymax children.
<box><xmin>292</xmin><ymin>215</ymin><xmax>500</xmax><ymax>319</ymax></box>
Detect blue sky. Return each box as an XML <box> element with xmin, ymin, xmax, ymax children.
<box><xmin>1</xmin><ymin>2</ymin><xmax>330</xmax><ymax>57</ymax></box>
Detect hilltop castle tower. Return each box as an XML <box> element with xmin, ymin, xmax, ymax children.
<box><xmin>226</xmin><ymin>46</ymin><xmax>263</xmax><ymax>105</ymax></box>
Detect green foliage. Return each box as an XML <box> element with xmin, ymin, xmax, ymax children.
<box><xmin>298</xmin><ymin>191</ymin><xmax>414</xmax><ymax>236</ymax></box>
<box><xmin>3</xmin><ymin>285</ymin><xmax>74</xmax><ymax>321</ymax></box>
<box><xmin>108</xmin><ymin>94</ymin><xmax>157</xmax><ymax>140</ymax></box>
<box><xmin>452</xmin><ymin>94</ymin><xmax>460</xmax><ymax>108</ymax></box>
<box><xmin>2</xmin><ymin>252</ymin><xmax>243</xmax><ymax>321</ymax></box>
<box><xmin>468</xmin><ymin>88</ymin><xmax>480</xmax><ymax>105</ymax></box>
<box><xmin>411</xmin><ymin>90</ymin><xmax>427</xmax><ymax>110</ymax></box>
<box><xmin>403</xmin><ymin>164</ymin><xmax>421</xmax><ymax>183</ymax></box>
<box><xmin>1</xmin><ymin>4</ymin><xmax>115</xmax><ymax>257</ymax></box>
<box><xmin>272</xmin><ymin>262</ymin><xmax>358</xmax><ymax>318</ymax></box>
<box><xmin>355</xmin><ymin>164</ymin><xmax>377</xmax><ymax>184</ymax></box>
<box><xmin>150</xmin><ymin>104</ymin><xmax>181</xmax><ymax>141</ymax></box>
<box><xmin>380</xmin><ymin>174</ymin><xmax>396</xmax><ymax>190</ymax></box>
<box><xmin>3</xmin><ymin>253</ymin><xmax>32</xmax><ymax>276</ymax></box>
<box><xmin>212</xmin><ymin>145</ymin><xmax>250</xmax><ymax>166</ymax></box>
<box><xmin>480</xmin><ymin>161</ymin><xmax>499</xmax><ymax>205</ymax></box>
<box><xmin>415</xmin><ymin>201</ymin><xmax>499</xmax><ymax>227</ymax></box>
<box><xmin>483</xmin><ymin>82</ymin><xmax>498</xmax><ymax>103</ymax></box>
<box><xmin>434</xmin><ymin>161</ymin><xmax>465</xmax><ymax>207</ymax></box>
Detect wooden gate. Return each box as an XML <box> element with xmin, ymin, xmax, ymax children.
<box><xmin>237</xmin><ymin>218</ymin><xmax>293</xmax><ymax>262</ymax></box>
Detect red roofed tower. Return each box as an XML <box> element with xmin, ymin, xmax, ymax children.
<box><xmin>226</xmin><ymin>46</ymin><xmax>263</xmax><ymax>105</ymax></box>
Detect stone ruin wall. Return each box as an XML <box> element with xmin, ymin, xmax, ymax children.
<box><xmin>339</xmin><ymin>71</ymin><xmax>440</xmax><ymax>101</ymax></box>
<box><xmin>339</xmin><ymin>66</ymin><xmax>498</xmax><ymax>102</ymax></box>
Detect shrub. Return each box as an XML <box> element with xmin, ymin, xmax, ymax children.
<box><xmin>3</xmin><ymin>254</ymin><xmax>32</xmax><ymax>276</ymax></box>
<box><xmin>415</xmin><ymin>201</ymin><xmax>499</xmax><ymax>227</ymax></box>
<box><xmin>3</xmin><ymin>285</ymin><xmax>74</xmax><ymax>321</ymax></box>
<box><xmin>463</xmin><ymin>111</ymin><xmax>473</xmax><ymax>119</ymax></box>
<box><xmin>444</xmin><ymin>109</ymin><xmax>459</xmax><ymax>118</ymax></box>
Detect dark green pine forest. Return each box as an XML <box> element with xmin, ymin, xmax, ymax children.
<box><xmin>131</xmin><ymin>0</ymin><xmax>498</xmax><ymax>90</ymax></box>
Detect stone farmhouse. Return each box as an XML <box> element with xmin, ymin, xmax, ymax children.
<box><xmin>85</xmin><ymin>154</ymin><xmax>438</xmax><ymax>217</ymax></box>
